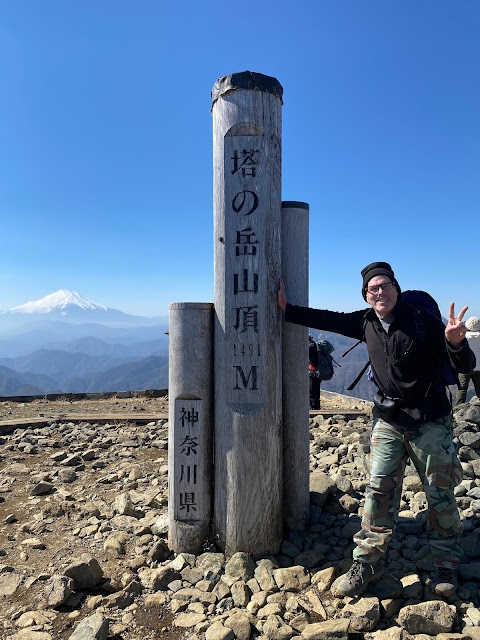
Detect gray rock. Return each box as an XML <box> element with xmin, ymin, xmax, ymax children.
<box><xmin>64</xmin><ymin>554</ymin><xmax>103</xmax><ymax>589</ymax></box>
<box><xmin>196</xmin><ymin>552</ymin><xmax>225</xmax><ymax>575</ymax></box>
<box><xmin>224</xmin><ymin>612</ymin><xmax>252</xmax><ymax>640</ymax></box>
<box><xmin>397</xmin><ymin>600</ymin><xmax>456</xmax><ymax>635</ymax></box>
<box><xmin>466</xmin><ymin>607</ymin><xmax>480</xmax><ymax>626</ymax></box>
<box><xmin>367</xmin><ymin>573</ymin><xmax>403</xmax><ymax>599</ymax></box>
<box><xmin>342</xmin><ymin>596</ymin><xmax>381</xmax><ymax>631</ymax></box>
<box><xmin>293</xmin><ymin>551</ymin><xmax>323</xmax><ymax>569</ymax></box>
<box><xmin>103</xmin><ymin>589</ymin><xmax>135</xmax><ymax>609</ymax></box>
<box><xmin>148</xmin><ymin>539</ymin><xmax>171</xmax><ymax>563</ymax></box>
<box><xmin>364</xmin><ymin>629</ymin><xmax>403</xmax><ymax>640</ymax></box>
<box><xmin>296</xmin><ymin>591</ymin><xmax>327</xmax><ymax>620</ymax></box>
<box><xmin>459</xmin><ymin>431</ymin><xmax>480</xmax><ymax>449</ymax></box>
<box><xmin>0</xmin><ymin>572</ymin><xmax>23</xmax><ymax>596</ymax></box>
<box><xmin>174</xmin><ymin>587</ymin><xmax>216</xmax><ymax>605</ymax></box>
<box><xmin>310</xmin><ymin>472</ymin><xmax>336</xmax><ymax>507</ymax></box>
<box><xmin>258</xmin><ymin>603</ymin><xmax>283</xmax><ymax>619</ymax></box>
<box><xmin>458</xmin><ymin>446</ymin><xmax>480</xmax><ymax>462</ymax></box>
<box><xmin>311</xmin><ymin>567</ymin><xmax>335</xmax><ymax>592</ymax></box>
<box><xmin>459</xmin><ymin>562</ymin><xmax>480</xmax><ymax>582</ymax></box>
<box><xmin>213</xmin><ymin>580</ymin><xmax>231</xmax><ymax>601</ymax></box>
<box><xmin>69</xmin><ymin>613</ymin><xmax>109</xmax><ymax>640</ymax></box>
<box><xmin>290</xmin><ymin>613</ymin><xmax>311</xmax><ymax>633</ymax></box>
<box><xmin>113</xmin><ymin>492</ymin><xmax>138</xmax><ymax>517</ymax></box>
<box><xmin>341</xmin><ymin>517</ymin><xmax>361</xmax><ymax>539</ymax></box>
<box><xmin>181</xmin><ymin>567</ymin><xmax>204</xmax><ymax>585</ymax></box>
<box><xmin>330</xmin><ymin>474</ymin><xmax>352</xmax><ymax>494</ymax></box>
<box><xmin>301</xmin><ymin>619</ymin><xmax>350</xmax><ymax>640</ymax></box>
<box><xmin>174</xmin><ymin>612</ymin><xmax>206</xmax><ymax>627</ymax></box>
<box><xmin>262</xmin><ymin>614</ymin><xmax>295</xmax><ymax>640</ymax></box>
<box><xmin>231</xmin><ymin>580</ymin><xmax>251</xmax><ymax>607</ymax></box>
<box><xmin>464</xmin><ymin>461</ymin><xmax>477</xmax><ymax>478</ymax></box>
<box><xmin>338</xmin><ymin>494</ymin><xmax>359</xmax><ymax>513</ymax></box>
<box><xmin>15</xmin><ymin>610</ymin><xmax>54</xmax><ymax>629</ymax></box>
<box><xmin>30</xmin><ymin>481</ymin><xmax>54</xmax><ymax>496</ymax></box>
<box><xmin>225</xmin><ymin>552</ymin><xmax>256</xmax><ymax>581</ymax></box>
<box><xmin>282</xmin><ymin>540</ymin><xmax>301</xmax><ymax>558</ymax></box>
<box><xmin>466</xmin><ymin>406</ymin><xmax>480</xmax><ymax>425</ymax></box>
<box><xmin>273</xmin><ymin>566</ymin><xmax>310</xmax><ymax>592</ymax></box>
<box><xmin>103</xmin><ymin>536</ymin><xmax>124</xmax><ymax>558</ymax></box>
<box><xmin>139</xmin><ymin>566</ymin><xmax>180</xmax><ymax>591</ymax></box>
<box><xmin>46</xmin><ymin>574</ymin><xmax>74</xmax><ymax>607</ymax></box>
<box><xmin>400</xmin><ymin>573</ymin><xmax>422</xmax><ymax>600</ymax></box>
<box><xmin>205</xmin><ymin>622</ymin><xmax>235</xmax><ymax>640</ymax></box>
<box><xmin>58</xmin><ymin>468</ymin><xmax>77</xmax><ymax>483</ymax></box>
<box><xmin>255</xmin><ymin>563</ymin><xmax>277</xmax><ymax>591</ymax></box>
<box><xmin>246</xmin><ymin>591</ymin><xmax>268</xmax><ymax>615</ymax></box>
<box><xmin>151</xmin><ymin>514</ymin><xmax>169</xmax><ymax>536</ymax></box>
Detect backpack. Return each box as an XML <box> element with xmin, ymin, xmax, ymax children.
<box><xmin>345</xmin><ymin>290</ymin><xmax>457</xmax><ymax>391</ymax></box>
<box><xmin>316</xmin><ymin>340</ymin><xmax>335</xmax><ymax>381</ymax></box>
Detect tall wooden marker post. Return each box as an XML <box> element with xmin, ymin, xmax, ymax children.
<box><xmin>169</xmin><ymin>71</ymin><xmax>311</xmax><ymax>557</ymax></box>
<box><xmin>211</xmin><ymin>72</ymin><xmax>284</xmax><ymax>555</ymax></box>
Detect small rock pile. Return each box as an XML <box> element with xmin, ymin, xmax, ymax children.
<box><xmin>0</xmin><ymin>396</ymin><xmax>480</xmax><ymax>640</ymax></box>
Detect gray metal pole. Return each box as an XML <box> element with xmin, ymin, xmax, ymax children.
<box><xmin>211</xmin><ymin>71</ymin><xmax>283</xmax><ymax>555</ymax></box>
<box><xmin>281</xmin><ymin>201</ymin><xmax>310</xmax><ymax>531</ymax></box>
<box><xmin>168</xmin><ymin>302</ymin><xmax>213</xmax><ymax>554</ymax></box>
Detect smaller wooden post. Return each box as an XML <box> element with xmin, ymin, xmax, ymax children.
<box><xmin>168</xmin><ymin>302</ymin><xmax>213</xmax><ymax>554</ymax></box>
<box><xmin>281</xmin><ymin>202</ymin><xmax>310</xmax><ymax>531</ymax></box>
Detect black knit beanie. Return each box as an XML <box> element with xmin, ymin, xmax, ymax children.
<box><xmin>361</xmin><ymin>261</ymin><xmax>401</xmax><ymax>300</ymax></box>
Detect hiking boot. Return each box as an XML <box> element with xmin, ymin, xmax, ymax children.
<box><xmin>432</xmin><ymin>566</ymin><xmax>458</xmax><ymax>598</ymax></box>
<box><xmin>336</xmin><ymin>559</ymin><xmax>384</xmax><ymax>597</ymax></box>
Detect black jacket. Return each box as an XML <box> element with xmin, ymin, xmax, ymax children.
<box><xmin>286</xmin><ymin>299</ymin><xmax>476</xmax><ymax>427</ymax></box>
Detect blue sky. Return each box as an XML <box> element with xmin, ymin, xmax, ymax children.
<box><xmin>0</xmin><ymin>1</ymin><xmax>478</xmax><ymax>319</ymax></box>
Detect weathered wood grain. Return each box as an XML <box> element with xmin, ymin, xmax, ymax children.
<box><xmin>212</xmin><ymin>73</ymin><xmax>283</xmax><ymax>555</ymax></box>
<box><xmin>168</xmin><ymin>302</ymin><xmax>213</xmax><ymax>554</ymax></box>
<box><xmin>281</xmin><ymin>202</ymin><xmax>310</xmax><ymax>530</ymax></box>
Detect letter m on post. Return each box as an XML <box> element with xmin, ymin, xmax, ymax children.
<box><xmin>233</xmin><ymin>365</ymin><xmax>258</xmax><ymax>390</ymax></box>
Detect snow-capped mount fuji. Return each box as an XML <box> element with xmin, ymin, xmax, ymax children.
<box><xmin>0</xmin><ymin>289</ymin><xmax>161</xmax><ymax>329</ymax></box>
<box><xmin>4</xmin><ymin>290</ymin><xmax>108</xmax><ymax>315</ymax></box>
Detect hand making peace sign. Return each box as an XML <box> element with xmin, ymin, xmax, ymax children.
<box><xmin>445</xmin><ymin>302</ymin><xmax>468</xmax><ymax>346</ymax></box>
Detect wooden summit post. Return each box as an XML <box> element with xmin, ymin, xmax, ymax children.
<box><xmin>211</xmin><ymin>71</ymin><xmax>283</xmax><ymax>555</ymax></box>
<box><xmin>281</xmin><ymin>202</ymin><xmax>310</xmax><ymax>531</ymax></box>
<box><xmin>168</xmin><ymin>302</ymin><xmax>213</xmax><ymax>554</ymax></box>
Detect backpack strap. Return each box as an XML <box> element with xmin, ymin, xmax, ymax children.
<box><xmin>347</xmin><ymin>360</ymin><xmax>371</xmax><ymax>391</ymax></box>
<box><xmin>413</xmin><ymin>307</ymin><xmax>427</xmax><ymax>341</ymax></box>
<box><xmin>345</xmin><ymin>318</ymin><xmax>369</xmax><ymax>390</ymax></box>
<box><xmin>342</xmin><ymin>340</ymin><xmax>362</xmax><ymax>358</ymax></box>
<box><xmin>342</xmin><ymin>318</ymin><xmax>368</xmax><ymax>358</ymax></box>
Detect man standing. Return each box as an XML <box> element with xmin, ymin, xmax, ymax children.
<box><xmin>279</xmin><ymin>262</ymin><xmax>475</xmax><ymax>597</ymax></box>
<box><xmin>455</xmin><ymin>316</ymin><xmax>480</xmax><ymax>405</ymax></box>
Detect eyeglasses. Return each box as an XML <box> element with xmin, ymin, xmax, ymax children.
<box><xmin>366</xmin><ymin>281</ymin><xmax>394</xmax><ymax>295</ymax></box>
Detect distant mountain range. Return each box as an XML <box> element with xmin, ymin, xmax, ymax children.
<box><xmin>0</xmin><ymin>290</ymin><xmax>391</xmax><ymax>402</ymax></box>
<box><xmin>0</xmin><ymin>290</ymin><xmax>169</xmax><ymax>395</ymax></box>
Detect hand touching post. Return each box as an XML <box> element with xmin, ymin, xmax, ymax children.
<box><xmin>445</xmin><ymin>302</ymin><xmax>468</xmax><ymax>346</ymax></box>
<box><xmin>278</xmin><ymin>278</ymin><xmax>287</xmax><ymax>311</ymax></box>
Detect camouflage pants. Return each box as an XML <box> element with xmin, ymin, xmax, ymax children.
<box><xmin>353</xmin><ymin>414</ymin><xmax>463</xmax><ymax>569</ymax></box>
<box><xmin>456</xmin><ymin>371</ymin><xmax>480</xmax><ymax>405</ymax></box>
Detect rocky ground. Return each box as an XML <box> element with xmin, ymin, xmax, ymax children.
<box><xmin>1</xmin><ymin>392</ymin><xmax>480</xmax><ymax>640</ymax></box>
